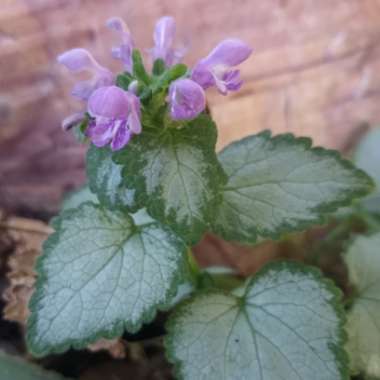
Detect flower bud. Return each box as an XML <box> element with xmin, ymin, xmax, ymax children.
<box><xmin>168</xmin><ymin>79</ymin><xmax>206</xmax><ymax>120</ymax></box>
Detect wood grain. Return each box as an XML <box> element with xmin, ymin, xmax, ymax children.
<box><xmin>1</xmin><ymin>0</ymin><xmax>380</xmax><ymax>215</ymax></box>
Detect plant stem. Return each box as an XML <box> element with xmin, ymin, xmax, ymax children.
<box><xmin>187</xmin><ymin>248</ymin><xmax>201</xmax><ymax>281</ymax></box>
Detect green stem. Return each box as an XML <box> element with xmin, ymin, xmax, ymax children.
<box><xmin>362</xmin><ymin>212</ymin><xmax>380</xmax><ymax>232</ymax></box>
<box><xmin>187</xmin><ymin>248</ymin><xmax>201</xmax><ymax>282</ymax></box>
<box><xmin>309</xmin><ymin>217</ymin><xmax>355</xmax><ymax>265</ymax></box>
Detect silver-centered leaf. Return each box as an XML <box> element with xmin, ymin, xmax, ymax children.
<box><xmin>62</xmin><ymin>185</ymin><xmax>99</xmax><ymax>211</ymax></box>
<box><xmin>166</xmin><ymin>262</ymin><xmax>348</xmax><ymax>380</ymax></box>
<box><xmin>27</xmin><ymin>203</ymin><xmax>186</xmax><ymax>356</ymax></box>
<box><xmin>114</xmin><ymin>114</ymin><xmax>226</xmax><ymax>244</ymax></box>
<box><xmin>214</xmin><ymin>131</ymin><xmax>373</xmax><ymax>244</ymax></box>
<box><xmin>345</xmin><ymin>233</ymin><xmax>380</xmax><ymax>377</ymax></box>
<box><xmin>354</xmin><ymin>128</ymin><xmax>380</xmax><ymax>213</ymax></box>
<box><xmin>87</xmin><ymin>146</ymin><xmax>137</xmax><ymax>211</ymax></box>
<box><xmin>0</xmin><ymin>350</ymin><xmax>69</xmax><ymax>380</ymax></box>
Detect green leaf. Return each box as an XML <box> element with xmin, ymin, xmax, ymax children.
<box><xmin>152</xmin><ymin>58</ymin><xmax>166</xmax><ymax>76</ymax></box>
<box><xmin>140</xmin><ymin>64</ymin><xmax>187</xmax><ymax>101</ymax></box>
<box><xmin>70</xmin><ymin>114</ymin><xmax>89</xmax><ymax>143</ymax></box>
<box><xmin>199</xmin><ymin>266</ymin><xmax>243</xmax><ymax>291</ymax></box>
<box><xmin>354</xmin><ymin>128</ymin><xmax>380</xmax><ymax>214</ymax></box>
<box><xmin>27</xmin><ymin>203</ymin><xmax>187</xmax><ymax>356</ymax></box>
<box><xmin>86</xmin><ymin>145</ymin><xmax>137</xmax><ymax>211</ymax></box>
<box><xmin>213</xmin><ymin>131</ymin><xmax>373</xmax><ymax>244</ymax></box>
<box><xmin>116</xmin><ymin>72</ymin><xmax>134</xmax><ymax>90</ymax></box>
<box><xmin>166</xmin><ymin>261</ymin><xmax>348</xmax><ymax>380</ymax></box>
<box><xmin>344</xmin><ymin>233</ymin><xmax>380</xmax><ymax>377</ymax></box>
<box><xmin>62</xmin><ymin>185</ymin><xmax>98</xmax><ymax>211</ymax></box>
<box><xmin>114</xmin><ymin>114</ymin><xmax>226</xmax><ymax>244</ymax></box>
<box><xmin>132</xmin><ymin>49</ymin><xmax>151</xmax><ymax>85</ymax></box>
<box><xmin>0</xmin><ymin>351</ymin><xmax>69</xmax><ymax>380</ymax></box>
<box><xmin>151</xmin><ymin>64</ymin><xmax>188</xmax><ymax>93</ymax></box>
<box><xmin>168</xmin><ymin>281</ymin><xmax>195</xmax><ymax>309</ymax></box>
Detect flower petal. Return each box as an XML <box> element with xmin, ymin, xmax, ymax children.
<box><xmin>106</xmin><ymin>17</ymin><xmax>134</xmax><ymax>72</ymax></box>
<box><xmin>213</xmin><ymin>78</ymin><xmax>228</xmax><ymax>95</ymax></box>
<box><xmin>111</xmin><ymin>122</ymin><xmax>131</xmax><ymax>151</ymax></box>
<box><xmin>153</xmin><ymin>16</ymin><xmax>176</xmax><ymax>55</ymax></box>
<box><xmin>202</xmin><ymin>38</ymin><xmax>252</xmax><ymax>67</ymax></box>
<box><xmin>88</xmin><ymin>86</ymin><xmax>129</xmax><ymax>119</ymax></box>
<box><xmin>106</xmin><ymin>17</ymin><xmax>129</xmax><ymax>33</ymax></box>
<box><xmin>169</xmin><ymin>79</ymin><xmax>206</xmax><ymax>120</ymax></box>
<box><xmin>125</xmin><ymin>92</ymin><xmax>142</xmax><ymax>134</ymax></box>
<box><xmin>111</xmin><ymin>45</ymin><xmax>133</xmax><ymax>68</ymax></box>
<box><xmin>86</xmin><ymin>121</ymin><xmax>112</xmax><ymax>138</ymax></box>
<box><xmin>58</xmin><ymin>48</ymin><xmax>114</xmax><ymax>100</ymax></box>
<box><xmin>91</xmin><ymin>127</ymin><xmax>114</xmax><ymax>147</ymax></box>
<box><xmin>57</xmin><ymin>48</ymin><xmax>100</xmax><ymax>72</ymax></box>
<box><xmin>151</xmin><ymin>16</ymin><xmax>180</xmax><ymax>66</ymax></box>
<box><xmin>128</xmin><ymin>113</ymin><xmax>142</xmax><ymax>135</ymax></box>
<box><xmin>191</xmin><ymin>39</ymin><xmax>252</xmax><ymax>94</ymax></box>
<box><xmin>128</xmin><ymin>80</ymin><xmax>139</xmax><ymax>94</ymax></box>
<box><xmin>61</xmin><ymin>112</ymin><xmax>85</xmax><ymax>130</ymax></box>
<box><xmin>72</xmin><ymin>79</ymin><xmax>97</xmax><ymax>100</ymax></box>
<box><xmin>92</xmin><ymin>135</ymin><xmax>113</xmax><ymax>147</ymax></box>
<box><xmin>191</xmin><ymin>62</ymin><xmax>215</xmax><ymax>89</ymax></box>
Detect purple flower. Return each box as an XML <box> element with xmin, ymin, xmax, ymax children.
<box><xmin>106</xmin><ymin>17</ymin><xmax>134</xmax><ymax>72</ymax></box>
<box><xmin>61</xmin><ymin>112</ymin><xmax>85</xmax><ymax>131</ymax></box>
<box><xmin>191</xmin><ymin>38</ymin><xmax>252</xmax><ymax>95</ymax></box>
<box><xmin>150</xmin><ymin>16</ymin><xmax>186</xmax><ymax>67</ymax></box>
<box><xmin>87</xmin><ymin>86</ymin><xmax>141</xmax><ymax>151</ymax></box>
<box><xmin>168</xmin><ymin>79</ymin><xmax>206</xmax><ymax>120</ymax></box>
<box><xmin>57</xmin><ymin>48</ymin><xmax>114</xmax><ymax>100</ymax></box>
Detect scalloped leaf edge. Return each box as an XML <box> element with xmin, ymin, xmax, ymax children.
<box><xmin>214</xmin><ymin>130</ymin><xmax>374</xmax><ymax>244</ymax></box>
<box><xmin>26</xmin><ymin>201</ymin><xmax>188</xmax><ymax>357</ymax></box>
<box><xmin>86</xmin><ymin>146</ymin><xmax>139</xmax><ymax>213</ymax></box>
<box><xmin>165</xmin><ymin>260</ymin><xmax>350</xmax><ymax>380</ymax></box>
<box><xmin>113</xmin><ymin>113</ymin><xmax>227</xmax><ymax>245</ymax></box>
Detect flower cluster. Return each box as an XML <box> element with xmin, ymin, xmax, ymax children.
<box><xmin>58</xmin><ymin>16</ymin><xmax>252</xmax><ymax>151</ymax></box>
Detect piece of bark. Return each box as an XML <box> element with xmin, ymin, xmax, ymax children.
<box><xmin>193</xmin><ymin>233</ymin><xmax>306</xmax><ymax>277</ymax></box>
<box><xmin>86</xmin><ymin>339</ymin><xmax>126</xmax><ymax>360</ymax></box>
<box><xmin>79</xmin><ymin>355</ymin><xmax>174</xmax><ymax>380</ymax></box>
<box><xmin>1</xmin><ymin>215</ymin><xmax>52</xmax><ymax>325</ymax></box>
<box><xmin>1</xmin><ymin>0</ymin><xmax>380</xmax><ymax>216</ymax></box>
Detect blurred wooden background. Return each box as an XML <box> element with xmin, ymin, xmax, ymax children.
<box><xmin>1</xmin><ymin>0</ymin><xmax>380</xmax><ymax>217</ymax></box>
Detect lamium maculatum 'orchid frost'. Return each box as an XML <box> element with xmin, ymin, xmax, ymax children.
<box><xmin>168</xmin><ymin>79</ymin><xmax>206</xmax><ymax>120</ymax></box>
<box><xmin>56</xmin><ymin>16</ymin><xmax>251</xmax><ymax>150</ymax></box>
<box><xmin>87</xmin><ymin>85</ymin><xmax>141</xmax><ymax>151</ymax></box>
<box><xmin>150</xmin><ymin>16</ymin><xmax>186</xmax><ymax>67</ymax></box>
<box><xmin>106</xmin><ymin>17</ymin><xmax>134</xmax><ymax>72</ymax></box>
<box><xmin>57</xmin><ymin>48</ymin><xmax>114</xmax><ymax>130</ymax></box>
<box><xmin>191</xmin><ymin>38</ymin><xmax>252</xmax><ymax>94</ymax></box>
<box><xmin>27</xmin><ymin>13</ymin><xmax>376</xmax><ymax>380</ymax></box>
